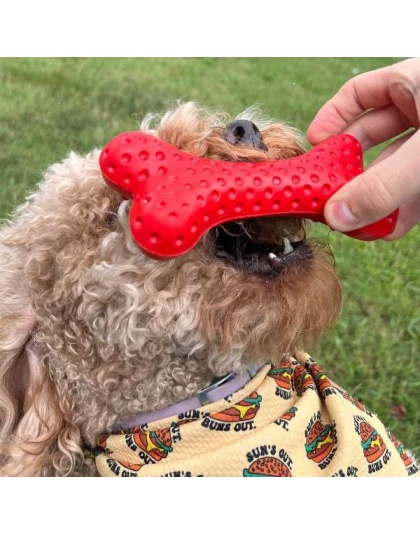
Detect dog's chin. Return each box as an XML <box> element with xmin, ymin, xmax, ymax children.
<box><xmin>206</xmin><ymin>218</ymin><xmax>311</xmax><ymax>280</ymax></box>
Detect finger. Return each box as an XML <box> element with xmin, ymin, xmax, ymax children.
<box><xmin>368</xmin><ymin>130</ymin><xmax>415</xmax><ymax>167</ymax></box>
<box><xmin>388</xmin><ymin>59</ymin><xmax>420</xmax><ymax>128</ymax></box>
<box><xmin>344</xmin><ymin>104</ymin><xmax>412</xmax><ymax>151</ymax></box>
<box><xmin>307</xmin><ymin>58</ymin><xmax>420</xmax><ymax>144</ymax></box>
<box><xmin>307</xmin><ymin>66</ymin><xmax>397</xmax><ymax>144</ymax></box>
<box><xmin>323</xmin><ymin>130</ymin><xmax>420</xmax><ymax>231</ymax></box>
<box><xmin>384</xmin><ymin>194</ymin><xmax>420</xmax><ymax>240</ymax></box>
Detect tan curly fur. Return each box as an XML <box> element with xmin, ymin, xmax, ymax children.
<box><xmin>0</xmin><ymin>102</ymin><xmax>342</xmax><ymax>476</ymax></box>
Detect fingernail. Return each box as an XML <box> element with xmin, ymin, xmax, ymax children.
<box><xmin>326</xmin><ymin>201</ymin><xmax>358</xmax><ymax>231</ymax></box>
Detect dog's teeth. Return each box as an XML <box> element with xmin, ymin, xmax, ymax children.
<box><xmin>283</xmin><ymin>237</ymin><xmax>293</xmax><ymax>254</ymax></box>
<box><xmin>269</xmin><ymin>253</ymin><xmax>277</xmax><ymax>260</ymax></box>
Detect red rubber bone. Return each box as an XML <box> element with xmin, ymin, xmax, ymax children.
<box><xmin>99</xmin><ymin>132</ymin><xmax>398</xmax><ymax>259</ymax></box>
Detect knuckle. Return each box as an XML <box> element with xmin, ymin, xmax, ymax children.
<box><xmin>390</xmin><ymin>61</ymin><xmax>420</xmax><ymax>99</ymax></box>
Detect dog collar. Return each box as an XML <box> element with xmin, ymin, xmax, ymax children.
<box><xmin>113</xmin><ymin>364</ymin><xmax>263</xmax><ymax>431</ymax></box>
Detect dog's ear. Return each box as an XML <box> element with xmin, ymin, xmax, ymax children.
<box><xmin>0</xmin><ymin>310</ymin><xmax>84</xmax><ymax>476</ymax></box>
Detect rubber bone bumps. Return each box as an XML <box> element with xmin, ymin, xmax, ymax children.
<box><xmin>99</xmin><ymin>132</ymin><xmax>398</xmax><ymax>259</ymax></box>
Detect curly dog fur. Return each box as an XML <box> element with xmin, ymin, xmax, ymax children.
<box><xmin>0</xmin><ymin>103</ymin><xmax>342</xmax><ymax>476</ymax></box>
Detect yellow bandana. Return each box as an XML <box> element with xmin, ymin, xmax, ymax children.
<box><xmin>94</xmin><ymin>352</ymin><xmax>419</xmax><ymax>477</ymax></box>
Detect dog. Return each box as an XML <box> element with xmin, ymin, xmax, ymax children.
<box><xmin>0</xmin><ymin>102</ymin><xmax>417</xmax><ymax>477</ymax></box>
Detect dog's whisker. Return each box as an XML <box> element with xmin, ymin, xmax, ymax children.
<box><xmin>218</xmin><ymin>223</ymin><xmax>249</xmax><ymax>239</ymax></box>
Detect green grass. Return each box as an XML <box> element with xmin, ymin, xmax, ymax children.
<box><xmin>1</xmin><ymin>57</ymin><xmax>419</xmax><ymax>460</ymax></box>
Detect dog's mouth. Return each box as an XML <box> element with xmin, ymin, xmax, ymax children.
<box><xmin>208</xmin><ymin>218</ymin><xmax>311</xmax><ymax>279</ymax></box>
<box><xmin>204</xmin><ymin>120</ymin><xmax>311</xmax><ymax>279</ymax></box>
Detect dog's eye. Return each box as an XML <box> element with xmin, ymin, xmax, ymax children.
<box><xmin>105</xmin><ymin>212</ymin><xmax>117</xmax><ymax>226</ymax></box>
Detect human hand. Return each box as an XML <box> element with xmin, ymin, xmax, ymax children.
<box><xmin>307</xmin><ymin>57</ymin><xmax>420</xmax><ymax>240</ymax></box>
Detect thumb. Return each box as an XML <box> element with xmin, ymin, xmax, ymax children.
<box><xmin>324</xmin><ymin>131</ymin><xmax>420</xmax><ymax>232</ymax></box>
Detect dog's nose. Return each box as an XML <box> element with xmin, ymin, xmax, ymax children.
<box><xmin>225</xmin><ymin>120</ymin><xmax>268</xmax><ymax>151</ymax></box>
